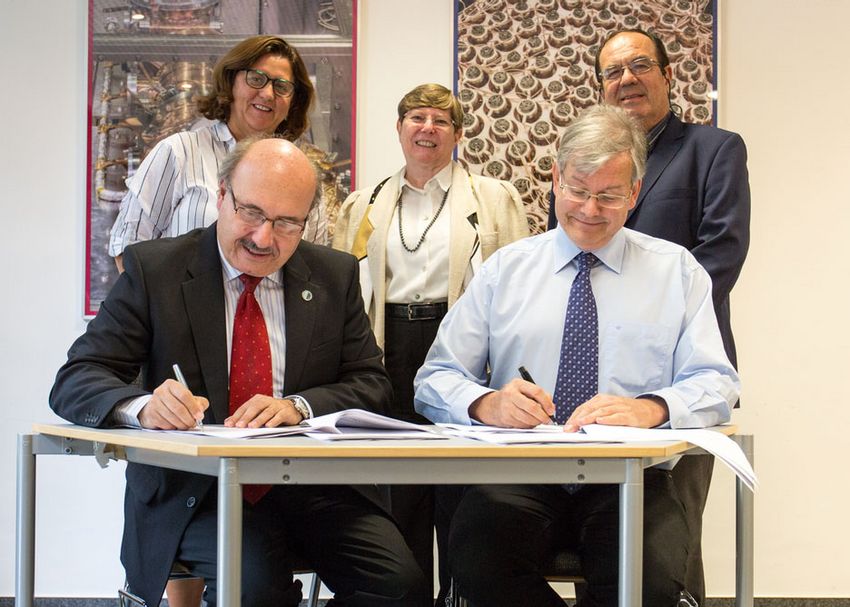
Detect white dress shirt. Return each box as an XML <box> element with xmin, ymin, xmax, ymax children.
<box><xmin>385</xmin><ymin>162</ymin><xmax>452</xmax><ymax>304</ymax></box>
<box><xmin>414</xmin><ymin>227</ymin><xmax>739</xmax><ymax>429</ymax></box>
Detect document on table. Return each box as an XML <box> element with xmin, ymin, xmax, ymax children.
<box><xmin>437</xmin><ymin>423</ymin><xmax>756</xmax><ymax>489</ymax></box>
<box><xmin>580</xmin><ymin>424</ymin><xmax>757</xmax><ymax>490</ymax></box>
<box><xmin>437</xmin><ymin>423</ymin><xmax>617</xmax><ymax>444</ymax></box>
<box><xmin>171</xmin><ymin>409</ymin><xmax>444</xmax><ymax>440</ymax></box>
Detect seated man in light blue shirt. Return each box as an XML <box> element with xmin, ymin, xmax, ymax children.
<box><xmin>413</xmin><ymin>105</ymin><xmax>740</xmax><ymax>607</ymax></box>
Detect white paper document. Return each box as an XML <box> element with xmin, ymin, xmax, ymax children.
<box><xmin>580</xmin><ymin>424</ymin><xmax>757</xmax><ymax>491</ymax></box>
<box><xmin>175</xmin><ymin>409</ymin><xmax>442</xmax><ymax>440</ymax></box>
<box><xmin>307</xmin><ymin>428</ymin><xmax>447</xmax><ymax>441</ymax></box>
<box><xmin>437</xmin><ymin>423</ymin><xmax>616</xmax><ymax>444</ymax></box>
<box><xmin>436</xmin><ymin>423</ymin><xmax>756</xmax><ymax>490</ymax></box>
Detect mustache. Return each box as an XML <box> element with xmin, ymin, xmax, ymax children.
<box><xmin>239</xmin><ymin>238</ymin><xmax>274</xmax><ymax>255</ymax></box>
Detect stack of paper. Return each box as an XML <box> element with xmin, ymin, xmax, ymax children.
<box><xmin>176</xmin><ymin>409</ymin><xmax>445</xmax><ymax>441</ymax></box>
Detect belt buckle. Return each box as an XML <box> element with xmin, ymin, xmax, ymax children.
<box><xmin>407</xmin><ymin>304</ymin><xmax>437</xmax><ymax>321</ymax></box>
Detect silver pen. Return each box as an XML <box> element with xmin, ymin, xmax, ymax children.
<box><xmin>172</xmin><ymin>363</ymin><xmax>203</xmax><ymax>430</ymax></box>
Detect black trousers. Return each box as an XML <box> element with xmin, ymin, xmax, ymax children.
<box><xmin>176</xmin><ymin>485</ymin><xmax>430</xmax><ymax>607</ymax></box>
<box><xmin>671</xmin><ymin>453</ymin><xmax>715</xmax><ymax>606</ymax></box>
<box><xmin>382</xmin><ymin>313</ymin><xmax>443</xmax><ymax>600</ymax></box>
<box><xmin>449</xmin><ymin>470</ymin><xmax>689</xmax><ymax>607</ymax></box>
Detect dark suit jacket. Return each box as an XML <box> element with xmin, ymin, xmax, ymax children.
<box><xmin>49</xmin><ymin>225</ymin><xmax>392</xmax><ymax>606</ymax></box>
<box><xmin>548</xmin><ymin>115</ymin><xmax>750</xmax><ymax>366</ymax></box>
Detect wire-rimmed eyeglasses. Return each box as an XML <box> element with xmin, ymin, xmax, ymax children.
<box><xmin>229</xmin><ymin>186</ymin><xmax>305</xmax><ymax>237</ymax></box>
<box><xmin>599</xmin><ymin>57</ymin><xmax>661</xmax><ymax>82</ymax></box>
<box><xmin>558</xmin><ymin>183</ymin><xmax>633</xmax><ymax>209</ymax></box>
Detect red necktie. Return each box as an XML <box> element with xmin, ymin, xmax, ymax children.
<box><xmin>229</xmin><ymin>274</ymin><xmax>273</xmax><ymax>503</ymax></box>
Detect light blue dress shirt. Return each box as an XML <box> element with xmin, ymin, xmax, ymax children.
<box><xmin>413</xmin><ymin>227</ymin><xmax>739</xmax><ymax>428</ymax></box>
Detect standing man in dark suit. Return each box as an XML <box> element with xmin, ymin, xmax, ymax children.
<box><xmin>50</xmin><ymin>137</ymin><xmax>429</xmax><ymax>607</ymax></box>
<box><xmin>550</xmin><ymin>28</ymin><xmax>751</xmax><ymax>604</ymax></box>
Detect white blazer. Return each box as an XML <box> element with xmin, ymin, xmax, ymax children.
<box><xmin>333</xmin><ymin>161</ymin><xmax>529</xmax><ymax>348</ymax></box>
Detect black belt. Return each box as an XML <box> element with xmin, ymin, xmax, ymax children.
<box><xmin>386</xmin><ymin>302</ymin><xmax>448</xmax><ymax>321</ymax></box>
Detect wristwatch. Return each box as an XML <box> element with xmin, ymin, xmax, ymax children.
<box><xmin>289</xmin><ymin>395</ymin><xmax>311</xmax><ymax>420</ymax></box>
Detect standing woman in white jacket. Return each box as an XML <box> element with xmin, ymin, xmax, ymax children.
<box><xmin>333</xmin><ymin>83</ymin><xmax>529</xmax><ymax>602</ymax></box>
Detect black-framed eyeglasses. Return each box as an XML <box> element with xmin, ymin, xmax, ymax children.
<box><xmin>228</xmin><ymin>186</ymin><xmax>305</xmax><ymax>237</ymax></box>
<box><xmin>558</xmin><ymin>183</ymin><xmax>633</xmax><ymax>209</ymax></box>
<box><xmin>242</xmin><ymin>69</ymin><xmax>296</xmax><ymax>98</ymax></box>
<box><xmin>599</xmin><ymin>57</ymin><xmax>661</xmax><ymax>82</ymax></box>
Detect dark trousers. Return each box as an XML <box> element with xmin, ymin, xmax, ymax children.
<box><xmin>449</xmin><ymin>470</ymin><xmax>689</xmax><ymax>607</ymax></box>
<box><xmin>383</xmin><ymin>313</ymin><xmax>443</xmax><ymax>600</ymax></box>
<box><xmin>672</xmin><ymin>453</ymin><xmax>715</xmax><ymax>606</ymax></box>
<box><xmin>176</xmin><ymin>485</ymin><xmax>429</xmax><ymax>607</ymax></box>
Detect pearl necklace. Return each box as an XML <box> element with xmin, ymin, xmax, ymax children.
<box><xmin>397</xmin><ymin>187</ymin><xmax>450</xmax><ymax>253</ymax></box>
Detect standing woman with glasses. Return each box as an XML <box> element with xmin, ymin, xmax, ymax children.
<box><xmin>333</xmin><ymin>83</ymin><xmax>529</xmax><ymax>603</ymax></box>
<box><xmin>109</xmin><ymin>35</ymin><xmax>325</xmax><ymax>273</ymax></box>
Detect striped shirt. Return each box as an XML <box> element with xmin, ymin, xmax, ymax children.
<box><xmin>108</xmin><ymin>120</ymin><xmax>327</xmax><ymax>256</ymax></box>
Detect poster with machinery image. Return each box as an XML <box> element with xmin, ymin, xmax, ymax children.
<box><xmin>86</xmin><ymin>0</ymin><xmax>354</xmax><ymax>316</ymax></box>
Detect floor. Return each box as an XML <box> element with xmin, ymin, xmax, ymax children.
<box><xmin>3</xmin><ymin>598</ymin><xmax>850</xmax><ymax>607</ymax></box>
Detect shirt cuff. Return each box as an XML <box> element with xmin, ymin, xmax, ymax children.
<box><xmin>112</xmin><ymin>394</ymin><xmax>152</xmax><ymax>428</ymax></box>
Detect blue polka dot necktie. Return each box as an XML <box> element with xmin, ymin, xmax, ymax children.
<box><xmin>553</xmin><ymin>252</ymin><xmax>598</xmax><ymax>425</ymax></box>
<box><xmin>229</xmin><ymin>274</ymin><xmax>272</xmax><ymax>504</ymax></box>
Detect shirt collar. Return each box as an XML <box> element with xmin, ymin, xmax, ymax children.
<box><xmin>552</xmin><ymin>227</ymin><xmax>627</xmax><ymax>275</ymax></box>
<box><xmin>213</xmin><ymin>120</ymin><xmax>237</xmax><ymax>146</ymax></box>
<box><xmin>401</xmin><ymin>162</ymin><xmax>453</xmax><ymax>195</ymax></box>
<box><xmin>646</xmin><ymin>112</ymin><xmax>672</xmax><ymax>152</ymax></box>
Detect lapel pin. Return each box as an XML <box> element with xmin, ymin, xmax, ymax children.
<box><xmin>301</xmin><ymin>289</ymin><xmax>313</xmax><ymax>301</ymax></box>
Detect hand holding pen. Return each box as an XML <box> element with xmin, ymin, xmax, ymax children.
<box><xmin>172</xmin><ymin>364</ymin><xmax>204</xmax><ymax>430</ymax></box>
<box><xmin>518</xmin><ymin>366</ymin><xmax>558</xmax><ymax>425</ymax></box>
<box><xmin>468</xmin><ymin>366</ymin><xmax>556</xmax><ymax>427</ymax></box>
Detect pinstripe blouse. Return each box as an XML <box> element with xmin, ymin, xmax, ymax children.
<box><xmin>108</xmin><ymin>120</ymin><xmax>327</xmax><ymax>257</ymax></box>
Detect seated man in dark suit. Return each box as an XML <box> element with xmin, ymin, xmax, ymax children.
<box><xmin>50</xmin><ymin>137</ymin><xmax>429</xmax><ymax>607</ymax></box>
<box><xmin>548</xmin><ymin>28</ymin><xmax>751</xmax><ymax>604</ymax></box>
<box><xmin>417</xmin><ymin>106</ymin><xmax>740</xmax><ymax>606</ymax></box>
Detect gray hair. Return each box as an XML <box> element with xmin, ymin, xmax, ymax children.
<box><xmin>555</xmin><ymin>105</ymin><xmax>647</xmax><ymax>185</ymax></box>
<box><xmin>218</xmin><ymin>134</ymin><xmax>321</xmax><ymax>212</ymax></box>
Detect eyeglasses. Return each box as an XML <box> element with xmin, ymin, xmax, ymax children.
<box><xmin>229</xmin><ymin>186</ymin><xmax>305</xmax><ymax>237</ymax></box>
<box><xmin>559</xmin><ymin>183</ymin><xmax>633</xmax><ymax>209</ymax></box>
<box><xmin>243</xmin><ymin>69</ymin><xmax>296</xmax><ymax>98</ymax></box>
<box><xmin>403</xmin><ymin>111</ymin><xmax>455</xmax><ymax>129</ymax></box>
<box><xmin>599</xmin><ymin>57</ymin><xmax>661</xmax><ymax>82</ymax></box>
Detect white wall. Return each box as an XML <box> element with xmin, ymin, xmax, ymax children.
<box><xmin>1</xmin><ymin>0</ymin><xmax>847</xmax><ymax>599</ymax></box>
<box><xmin>0</xmin><ymin>0</ymin><xmax>128</xmax><ymax>596</ymax></box>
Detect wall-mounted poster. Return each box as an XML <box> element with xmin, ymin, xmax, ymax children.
<box><xmin>455</xmin><ymin>0</ymin><xmax>717</xmax><ymax>233</ymax></box>
<box><xmin>85</xmin><ymin>0</ymin><xmax>356</xmax><ymax>317</ymax></box>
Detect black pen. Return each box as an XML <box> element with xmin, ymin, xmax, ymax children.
<box><xmin>518</xmin><ymin>366</ymin><xmax>557</xmax><ymax>425</ymax></box>
<box><xmin>173</xmin><ymin>363</ymin><xmax>203</xmax><ymax>430</ymax></box>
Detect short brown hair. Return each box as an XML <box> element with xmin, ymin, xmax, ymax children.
<box><xmin>396</xmin><ymin>83</ymin><xmax>463</xmax><ymax>130</ymax></box>
<box><xmin>197</xmin><ymin>35</ymin><xmax>314</xmax><ymax>141</ymax></box>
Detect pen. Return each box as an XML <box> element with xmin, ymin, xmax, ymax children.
<box><xmin>518</xmin><ymin>366</ymin><xmax>558</xmax><ymax>425</ymax></box>
<box><xmin>172</xmin><ymin>363</ymin><xmax>203</xmax><ymax>430</ymax></box>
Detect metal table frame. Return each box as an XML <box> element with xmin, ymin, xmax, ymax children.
<box><xmin>16</xmin><ymin>425</ymin><xmax>754</xmax><ymax>607</ymax></box>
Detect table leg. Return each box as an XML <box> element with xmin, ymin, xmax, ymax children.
<box><xmin>619</xmin><ymin>458</ymin><xmax>643</xmax><ymax>607</ymax></box>
<box><xmin>218</xmin><ymin>458</ymin><xmax>242</xmax><ymax>607</ymax></box>
<box><xmin>735</xmin><ymin>435</ymin><xmax>755</xmax><ymax>607</ymax></box>
<box><xmin>16</xmin><ymin>433</ymin><xmax>35</xmax><ymax>607</ymax></box>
